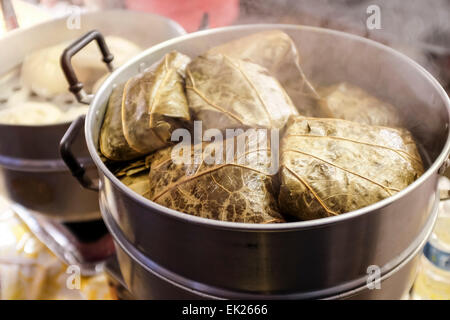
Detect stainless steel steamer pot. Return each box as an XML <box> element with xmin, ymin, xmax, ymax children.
<box><xmin>0</xmin><ymin>10</ymin><xmax>185</xmax><ymax>221</ymax></box>
<box><xmin>61</xmin><ymin>25</ymin><xmax>450</xmax><ymax>297</ymax></box>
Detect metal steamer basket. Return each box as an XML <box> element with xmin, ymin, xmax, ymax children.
<box><xmin>60</xmin><ymin>25</ymin><xmax>450</xmax><ymax>298</ymax></box>
<box><xmin>0</xmin><ymin>10</ymin><xmax>185</xmax><ymax>221</ymax></box>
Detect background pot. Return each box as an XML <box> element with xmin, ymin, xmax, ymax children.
<box><xmin>0</xmin><ymin>10</ymin><xmax>185</xmax><ymax>221</ymax></box>
<box><xmin>102</xmin><ymin>195</ymin><xmax>438</xmax><ymax>299</ymax></box>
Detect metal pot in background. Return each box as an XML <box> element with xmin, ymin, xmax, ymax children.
<box><xmin>61</xmin><ymin>25</ymin><xmax>450</xmax><ymax>298</ymax></box>
<box><xmin>0</xmin><ymin>10</ymin><xmax>186</xmax><ymax>222</ymax></box>
<box><xmin>0</xmin><ymin>122</ymin><xmax>99</xmax><ymax>221</ymax></box>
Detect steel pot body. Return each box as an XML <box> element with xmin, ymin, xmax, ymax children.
<box><xmin>0</xmin><ymin>10</ymin><xmax>185</xmax><ymax>221</ymax></box>
<box><xmin>102</xmin><ymin>193</ymin><xmax>438</xmax><ymax>299</ymax></box>
<box><xmin>79</xmin><ymin>25</ymin><xmax>450</xmax><ymax>295</ymax></box>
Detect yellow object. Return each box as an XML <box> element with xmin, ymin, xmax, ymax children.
<box><xmin>0</xmin><ymin>196</ymin><xmax>113</xmax><ymax>300</ymax></box>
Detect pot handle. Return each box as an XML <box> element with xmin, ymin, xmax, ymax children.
<box><xmin>60</xmin><ymin>30</ymin><xmax>114</xmax><ymax>105</ymax></box>
<box><xmin>60</xmin><ymin>115</ymin><xmax>99</xmax><ymax>192</ymax></box>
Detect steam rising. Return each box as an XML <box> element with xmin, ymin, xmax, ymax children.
<box><xmin>238</xmin><ymin>0</ymin><xmax>450</xmax><ymax>87</ymax></box>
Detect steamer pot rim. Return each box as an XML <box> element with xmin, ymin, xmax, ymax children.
<box><xmin>87</xmin><ymin>24</ymin><xmax>450</xmax><ymax>231</ymax></box>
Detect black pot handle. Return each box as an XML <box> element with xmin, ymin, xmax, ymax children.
<box><xmin>60</xmin><ymin>115</ymin><xmax>99</xmax><ymax>192</ymax></box>
<box><xmin>60</xmin><ymin>30</ymin><xmax>114</xmax><ymax>105</ymax></box>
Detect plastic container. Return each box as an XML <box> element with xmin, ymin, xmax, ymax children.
<box><xmin>412</xmin><ymin>178</ymin><xmax>450</xmax><ymax>300</ymax></box>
